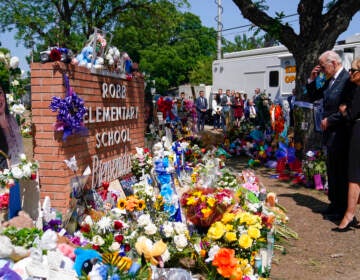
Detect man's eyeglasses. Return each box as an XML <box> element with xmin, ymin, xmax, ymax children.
<box><xmin>349</xmin><ymin>68</ymin><xmax>360</xmax><ymax>73</ymax></box>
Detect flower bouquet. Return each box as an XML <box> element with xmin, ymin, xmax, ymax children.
<box><xmin>302</xmin><ymin>150</ymin><xmax>327</xmax><ymax>187</ymax></box>
<box><xmin>0</xmin><ymin>153</ymin><xmax>38</xmax><ymax>189</ymax></box>
<box><xmin>181</xmin><ymin>187</ymin><xmax>236</xmax><ymax>229</ymax></box>
<box><xmin>131</xmin><ymin>147</ymin><xmax>153</xmax><ymax>180</ymax></box>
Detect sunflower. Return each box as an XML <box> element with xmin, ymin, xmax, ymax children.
<box><xmin>117</xmin><ymin>198</ymin><xmax>127</xmax><ymax>210</ymax></box>
<box><xmin>136</xmin><ymin>199</ymin><xmax>146</xmax><ymax>211</ymax></box>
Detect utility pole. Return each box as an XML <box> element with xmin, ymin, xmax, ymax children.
<box><xmin>216</xmin><ymin>0</ymin><xmax>223</xmax><ymax>60</ymax></box>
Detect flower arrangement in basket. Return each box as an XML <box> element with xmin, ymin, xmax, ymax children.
<box><xmin>0</xmin><ymin>153</ymin><xmax>38</xmax><ymax>189</ymax></box>
<box><xmin>180</xmin><ymin>187</ymin><xmax>236</xmax><ymax>229</ymax></box>
<box><xmin>302</xmin><ymin>150</ymin><xmax>327</xmax><ymax>187</ymax></box>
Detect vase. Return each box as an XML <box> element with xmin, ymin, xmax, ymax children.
<box><xmin>314</xmin><ymin>174</ymin><xmax>323</xmax><ymax>190</ymax></box>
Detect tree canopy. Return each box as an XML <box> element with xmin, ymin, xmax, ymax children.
<box><xmin>232</xmin><ymin>0</ymin><xmax>360</xmax><ymax>97</ymax></box>
<box><xmin>0</xmin><ymin>0</ymin><xmax>220</xmax><ymax>93</ymax></box>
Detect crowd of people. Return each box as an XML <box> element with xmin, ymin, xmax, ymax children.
<box><xmin>193</xmin><ymin>87</ymin><xmax>282</xmax><ymax>133</ymax></box>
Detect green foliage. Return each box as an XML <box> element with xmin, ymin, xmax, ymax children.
<box><xmin>2</xmin><ymin>226</ymin><xmax>43</xmax><ymax>248</ymax></box>
<box><xmin>189</xmin><ymin>56</ymin><xmax>213</xmax><ymax>85</ymax></box>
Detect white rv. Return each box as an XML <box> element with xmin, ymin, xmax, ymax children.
<box><xmin>212</xmin><ymin>34</ymin><xmax>360</xmax><ymax>100</ymax></box>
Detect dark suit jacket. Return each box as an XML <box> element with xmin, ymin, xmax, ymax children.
<box><xmin>306</xmin><ymin>69</ymin><xmax>349</xmax><ymax>146</ymax></box>
<box><xmin>195</xmin><ymin>96</ymin><xmax>208</xmax><ymax>112</ymax></box>
<box><xmin>306</xmin><ymin>68</ymin><xmax>350</xmax><ymax>130</ymax></box>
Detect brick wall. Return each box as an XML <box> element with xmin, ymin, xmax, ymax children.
<box><xmin>31</xmin><ymin>62</ymin><xmax>145</xmax><ymax>214</ymax></box>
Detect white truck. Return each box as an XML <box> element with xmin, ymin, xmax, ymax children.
<box><xmin>212</xmin><ymin>34</ymin><xmax>360</xmax><ymax>100</ymax></box>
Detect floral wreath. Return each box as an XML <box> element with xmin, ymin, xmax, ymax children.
<box><xmin>49</xmin><ymin>74</ymin><xmax>88</xmax><ymax>140</ymax></box>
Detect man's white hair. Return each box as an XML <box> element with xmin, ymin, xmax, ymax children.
<box><xmin>319</xmin><ymin>50</ymin><xmax>342</xmax><ymax>65</ymax></box>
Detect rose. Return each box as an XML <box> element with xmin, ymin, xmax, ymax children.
<box><xmin>173</xmin><ymin>234</ymin><xmax>188</xmax><ymax>251</ymax></box>
<box><xmin>212</xmin><ymin>248</ymin><xmax>238</xmax><ymax>278</ymax></box>
<box><xmin>115</xmin><ymin>234</ymin><xmax>124</xmax><ymax>243</ymax></box>
<box><xmin>114</xmin><ymin>220</ymin><xmax>123</xmax><ymax>230</ymax></box>
<box><xmin>137</xmin><ymin>214</ymin><xmax>151</xmax><ymax>227</ymax></box>
<box><xmin>239</xmin><ymin>233</ymin><xmax>253</xmax><ymax>249</ymax></box>
<box><xmin>207</xmin><ymin>222</ymin><xmax>226</xmax><ymax>240</ymax></box>
<box><xmin>92</xmin><ymin>235</ymin><xmax>105</xmax><ymax>246</ymax></box>
<box><xmin>11</xmin><ymin>166</ymin><xmax>23</xmax><ymax>179</ymax></box>
<box><xmin>144</xmin><ymin>223</ymin><xmax>157</xmax><ymax>235</ymax></box>
<box><xmin>247</xmin><ymin>226</ymin><xmax>261</xmax><ymax>239</ymax></box>
<box><xmin>224</xmin><ymin>232</ymin><xmax>237</xmax><ymax>242</ymax></box>
<box><xmin>109</xmin><ymin>242</ymin><xmax>121</xmax><ymax>252</ymax></box>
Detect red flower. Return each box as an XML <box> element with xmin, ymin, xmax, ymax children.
<box><xmin>114</xmin><ymin>220</ymin><xmax>123</xmax><ymax>230</ymax></box>
<box><xmin>144</xmin><ymin>148</ymin><xmax>150</xmax><ymax>154</ymax></box>
<box><xmin>49</xmin><ymin>48</ymin><xmax>62</xmax><ymax>61</ymax></box>
<box><xmin>92</xmin><ymin>244</ymin><xmax>100</xmax><ymax>251</ymax></box>
<box><xmin>80</xmin><ymin>223</ymin><xmax>91</xmax><ymax>233</ymax></box>
<box><xmin>115</xmin><ymin>234</ymin><xmax>124</xmax><ymax>243</ymax></box>
<box><xmin>124</xmin><ymin>243</ymin><xmax>131</xmax><ymax>252</ymax></box>
<box><xmin>31</xmin><ymin>173</ymin><xmax>37</xmax><ymax>180</ymax></box>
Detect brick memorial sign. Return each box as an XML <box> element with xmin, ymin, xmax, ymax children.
<box><xmin>31</xmin><ymin>62</ymin><xmax>145</xmax><ymax>214</ymax></box>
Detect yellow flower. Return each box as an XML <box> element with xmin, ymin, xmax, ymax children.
<box><xmin>186</xmin><ymin>196</ymin><xmax>198</xmax><ymax>206</ymax></box>
<box><xmin>225</xmin><ymin>224</ymin><xmax>234</xmax><ymax>231</ymax></box>
<box><xmin>207</xmin><ymin>197</ymin><xmax>216</xmax><ymax>207</ymax></box>
<box><xmin>224</xmin><ymin>231</ymin><xmax>237</xmax><ymax>242</ymax></box>
<box><xmin>191</xmin><ymin>173</ymin><xmax>198</xmax><ymax>183</ymax></box>
<box><xmin>207</xmin><ymin>221</ymin><xmax>226</xmax><ymax>240</ymax></box>
<box><xmin>117</xmin><ymin>198</ymin><xmax>127</xmax><ymax>210</ymax></box>
<box><xmin>201</xmin><ymin>208</ymin><xmax>213</xmax><ymax>219</ymax></box>
<box><xmin>136</xmin><ymin>199</ymin><xmax>146</xmax><ymax>211</ymax></box>
<box><xmin>221</xmin><ymin>212</ymin><xmax>235</xmax><ymax>224</ymax></box>
<box><xmin>239</xmin><ymin>233</ymin><xmax>253</xmax><ymax>249</ymax></box>
<box><xmin>247</xmin><ymin>226</ymin><xmax>261</xmax><ymax>239</ymax></box>
<box><xmin>238</xmin><ymin>258</ymin><xmax>253</xmax><ymax>276</ymax></box>
<box><xmin>193</xmin><ymin>191</ymin><xmax>202</xmax><ymax>197</ymax></box>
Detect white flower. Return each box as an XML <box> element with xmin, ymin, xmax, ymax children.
<box><xmin>162</xmin><ymin>222</ymin><xmax>174</xmax><ymax>238</ymax></box>
<box><xmin>11</xmin><ymin>80</ymin><xmax>20</xmax><ymax>87</ymax></box>
<box><xmin>19</xmin><ymin>153</ymin><xmax>27</xmax><ymax>161</ymax></box>
<box><xmin>6</xmin><ymin>94</ymin><xmax>14</xmax><ymax>103</ymax></box>
<box><xmin>173</xmin><ymin>234</ymin><xmax>188</xmax><ymax>251</ymax></box>
<box><xmin>137</xmin><ymin>214</ymin><xmax>151</xmax><ymax>227</ymax></box>
<box><xmin>109</xmin><ymin>242</ymin><xmax>121</xmax><ymax>252</ymax></box>
<box><xmin>205</xmin><ymin>245</ymin><xmax>220</xmax><ymax>262</ymax></box>
<box><xmin>22</xmin><ymin>163</ymin><xmax>32</xmax><ymax>177</ymax></box>
<box><xmin>11</xmin><ymin>166</ymin><xmax>23</xmax><ymax>179</ymax></box>
<box><xmin>96</xmin><ymin>216</ymin><xmax>113</xmax><ymax>233</ymax></box>
<box><xmin>144</xmin><ymin>223</ymin><xmax>157</xmax><ymax>235</ymax></box>
<box><xmin>173</xmin><ymin>222</ymin><xmax>187</xmax><ymax>235</ymax></box>
<box><xmin>83</xmin><ymin>215</ymin><xmax>94</xmax><ymax>226</ymax></box>
<box><xmin>306</xmin><ymin>151</ymin><xmax>315</xmax><ymax>157</ymax></box>
<box><xmin>11</xmin><ymin>104</ymin><xmax>26</xmax><ymax>115</ymax></box>
<box><xmin>9</xmin><ymin>56</ymin><xmax>19</xmax><ymax>69</ymax></box>
<box><xmin>222</xmin><ymin>196</ymin><xmax>233</xmax><ymax>205</ymax></box>
<box><xmin>92</xmin><ymin>235</ymin><xmax>105</xmax><ymax>246</ymax></box>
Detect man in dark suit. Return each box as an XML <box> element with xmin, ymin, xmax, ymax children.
<box><xmin>306</xmin><ymin>50</ymin><xmax>351</xmax><ymax>219</ymax></box>
<box><xmin>195</xmin><ymin>90</ymin><xmax>208</xmax><ymax>131</ymax></box>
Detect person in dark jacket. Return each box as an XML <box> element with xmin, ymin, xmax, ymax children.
<box><xmin>306</xmin><ymin>50</ymin><xmax>351</xmax><ymax>220</ymax></box>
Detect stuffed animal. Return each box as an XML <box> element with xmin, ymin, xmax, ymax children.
<box><xmin>134</xmin><ymin>236</ymin><xmax>167</xmax><ymax>266</ymax></box>
<box><xmin>0</xmin><ymin>261</ymin><xmax>22</xmax><ymax>280</ymax></box>
<box><xmin>2</xmin><ymin>211</ymin><xmax>34</xmax><ymax>229</ymax></box>
<box><xmin>73</xmin><ymin>248</ymin><xmax>102</xmax><ymax>277</ymax></box>
<box><xmin>0</xmin><ymin>235</ymin><xmax>30</xmax><ymax>262</ymax></box>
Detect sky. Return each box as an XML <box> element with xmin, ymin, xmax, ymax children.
<box><xmin>0</xmin><ymin>0</ymin><xmax>359</xmax><ymax>72</ymax></box>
